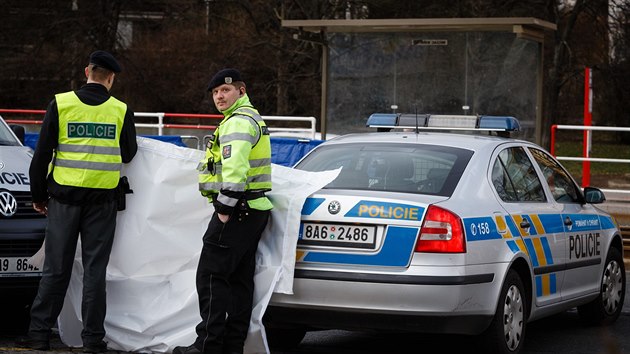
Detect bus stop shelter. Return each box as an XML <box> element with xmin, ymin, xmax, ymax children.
<box><xmin>282</xmin><ymin>18</ymin><xmax>556</xmax><ymax>144</ymax></box>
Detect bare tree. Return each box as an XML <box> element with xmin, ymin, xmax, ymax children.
<box><xmin>543</xmin><ymin>0</ymin><xmax>611</xmax><ymax>146</ymax></box>
<box><xmin>1</xmin><ymin>0</ymin><xmax>628</xmax><ymax>145</ymax></box>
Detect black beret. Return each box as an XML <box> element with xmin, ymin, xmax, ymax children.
<box><xmin>207</xmin><ymin>68</ymin><xmax>243</xmax><ymax>91</ymax></box>
<box><xmin>89</xmin><ymin>50</ymin><xmax>121</xmax><ymax>73</ymax></box>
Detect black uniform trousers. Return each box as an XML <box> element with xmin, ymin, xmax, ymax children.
<box><xmin>28</xmin><ymin>198</ymin><xmax>117</xmax><ymax>346</ymax></box>
<box><xmin>194</xmin><ymin>208</ymin><xmax>270</xmax><ymax>354</ymax></box>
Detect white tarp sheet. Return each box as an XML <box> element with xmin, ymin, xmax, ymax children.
<box><xmin>45</xmin><ymin>137</ymin><xmax>339</xmax><ymax>353</ymax></box>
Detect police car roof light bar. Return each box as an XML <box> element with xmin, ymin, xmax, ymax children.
<box><xmin>366</xmin><ymin>113</ymin><xmax>520</xmax><ymax>132</ymax></box>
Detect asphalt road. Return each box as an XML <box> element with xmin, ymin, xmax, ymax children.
<box><xmin>274</xmin><ymin>312</ymin><xmax>630</xmax><ymax>354</ymax></box>
<box><xmin>3</xmin><ymin>314</ymin><xmax>628</xmax><ymax>354</ymax></box>
<box><xmin>1</xmin><ymin>273</ymin><xmax>629</xmax><ymax>354</ymax></box>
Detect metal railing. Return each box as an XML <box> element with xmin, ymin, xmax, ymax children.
<box><xmin>0</xmin><ymin>109</ymin><xmax>318</xmax><ymax>148</ymax></box>
<box><xmin>550</xmin><ymin>124</ymin><xmax>630</xmax><ymax>195</ymax></box>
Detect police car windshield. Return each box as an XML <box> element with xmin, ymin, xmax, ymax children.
<box><xmin>295</xmin><ymin>143</ymin><xmax>473</xmax><ymax>196</ymax></box>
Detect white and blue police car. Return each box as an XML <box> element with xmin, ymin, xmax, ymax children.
<box><xmin>264</xmin><ymin>113</ymin><xmax>626</xmax><ymax>354</ymax></box>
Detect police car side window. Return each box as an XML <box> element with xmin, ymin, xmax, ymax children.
<box><xmin>529</xmin><ymin>148</ymin><xmax>581</xmax><ymax>203</ymax></box>
<box><xmin>492</xmin><ymin>158</ymin><xmax>518</xmax><ymax>201</ymax></box>
<box><xmin>493</xmin><ymin>147</ymin><xmax>546</xmax><ymax>202</ymax></box>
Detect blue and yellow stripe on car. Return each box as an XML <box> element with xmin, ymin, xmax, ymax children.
<box><xmin>535</xmin><ymin>273</ymin><xmax>557</xmax><ymax>297</ymax></box>
<box><xmin>466</xmin><ymin>213</ymin><xmax>560</xmax><ymax>297</ymax></box>
<box><xmin>467</xmin><ymin>213</ymin><xmax>557</xmax><ymax>266</ymax></box>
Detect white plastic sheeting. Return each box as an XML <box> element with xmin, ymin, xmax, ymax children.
<box><xmin>50</xmin><ymin>137</ymin><xmax>339</xmax><ymax>353</ymax></box>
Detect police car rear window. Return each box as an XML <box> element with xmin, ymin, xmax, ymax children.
<box><xmin>295</xmin><ymin>143</ymin><xmax>473</xmax><ymax>196</ymax></box>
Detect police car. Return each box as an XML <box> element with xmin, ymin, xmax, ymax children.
<box><xmin>264</xmin><ymin>114</ymin><xmax>626</xmax><ymax>354</ymax></box>
<box><xmin>0</xmin><ymin>114</ymin><xmax>46</xmax><ymax>330</ymax></box>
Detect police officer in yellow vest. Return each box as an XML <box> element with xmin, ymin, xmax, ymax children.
<box><xmin>18</xmin><ymin>50</ymin><xmax>137</xmax><ymax>353</ymax></box>
<box><xmin>174</xmin><ymin>69</ymin><xmax>272</xmax><ymax>354</ymax></box>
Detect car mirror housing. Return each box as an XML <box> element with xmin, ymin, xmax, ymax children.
<box><xmin>583</xmin><ymin>186</ymin><xmax>606</xmax><ymax>204</ymax></box>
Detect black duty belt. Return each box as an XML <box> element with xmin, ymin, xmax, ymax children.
<box><xmin>244</xmin><ymin>191</ymin><xmax>267</xmax><ymax>200</ymax></box>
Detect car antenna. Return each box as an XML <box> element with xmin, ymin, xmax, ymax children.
<box><xmin>414</xmin><ymin>106</ymin><xmax>419</xmax><ymax>134</ymax></box>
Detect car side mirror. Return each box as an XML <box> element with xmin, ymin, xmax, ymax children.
<box><xmin>583</xmin><ymin>186</ymin><xmax>606</xmax><ymax>204</ymax></box>
<box><xmin>9</xmin><ymin>124</ymin><xmax>25</xmax><ymax>145</ymax></box>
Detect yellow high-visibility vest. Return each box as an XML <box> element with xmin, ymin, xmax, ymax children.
<box><xmin>52</xmin><ymin>91</ymin><xmax>125</xmax><ymax>189</ymax></box>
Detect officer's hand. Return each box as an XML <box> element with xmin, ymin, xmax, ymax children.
<box><xmin>218</xmin><ymin>213</ymin><xmax>230</xmax><ymax>223</ymax></box>
<box><xmin>33</xmin><ymin>201</ymin><xmax>48</xmax><ymax>216</ymax></box>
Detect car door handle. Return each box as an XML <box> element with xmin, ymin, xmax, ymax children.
<box><xmin>520</xmin><ymin>219</ymin><xmax>531</xmax><ymax>229</ymax></box>
<box><xmin>564</xmin><ymin>216</ymin><xmax>573</xmax><ymax>226</ymax></box>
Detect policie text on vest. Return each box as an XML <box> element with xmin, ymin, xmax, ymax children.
<box><xmin>68</xmin><ymin>122</ymin><xmax>117</xmax><ymax>139</ymax></box>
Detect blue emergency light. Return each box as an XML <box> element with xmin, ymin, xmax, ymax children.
<box><xmin>366</xmin><ymin>113</ymin><xmax>520</xmax><ymax>132</ymax></box>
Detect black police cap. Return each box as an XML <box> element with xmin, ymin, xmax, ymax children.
<box><xmin>89</xmin><ymin>50</ymin><xmax>121</xmax><ymax>73</ymax></box>
<box><xmin>207</xmin><ymin>68</ymin><xmax>243</xmax><ymax>91</ymax></box>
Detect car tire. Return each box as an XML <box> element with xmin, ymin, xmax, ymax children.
<box><xmin>577</xmin><ymin>247</ymin><xmax>626</xmax><ymax>326</ymax></box>
<box><xmin>481</xmin><ymin>269</ymin><xmax>527</xmax><ymax>354</ymax></box>
<box><xmin>265</xmin><ymin>326</ymin><xmax>306</xmax><ymax>350</ymax></box>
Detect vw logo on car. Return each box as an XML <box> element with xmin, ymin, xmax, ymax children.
<box><xmin>0</xmin><ymin>190</ymin><xmax>18</xmax><ymax>217</ymax></box>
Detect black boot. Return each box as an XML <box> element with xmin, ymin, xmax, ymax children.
<box><xmin>15</xmin><ymin>335</ymin><xmax>50</xmax><ymax>351</ymax></box>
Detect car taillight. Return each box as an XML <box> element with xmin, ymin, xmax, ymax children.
<box><xmin>415</xmin><ymin>205</ymin><xmax>466</xmax><ymax>253</ymax></box>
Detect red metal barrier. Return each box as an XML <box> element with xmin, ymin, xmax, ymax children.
<box><xmin>0</xmin><ymin>108</ymin><xmax>46</xmax><ymax>115</ymax></box>
<box><xmin>164</xmin><ymin>112</ymin><xmax>221</xmax><ymax>119</ymax></box>
<box><xmin>550</xmin><ymin>124</ymin><xmax>557</xmax><ymax>156</ymax></box>
<box><xmin>0</xmin><ymin>108</ymin><xmax>223</xmax><ymax>132</ymax></box>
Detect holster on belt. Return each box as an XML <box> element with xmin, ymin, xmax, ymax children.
<box><xmin>117</xmin><ymin>176</ymin><xmax>134</xmax><ymax>211</ymax></box>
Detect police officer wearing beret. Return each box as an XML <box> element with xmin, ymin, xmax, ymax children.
<box><xmin>174</xmin><ymin>69</ymin><xmax>272</xmax><ymax>354</ymax></box>
<box><xmin>17</xmin><ymin>50</ymin><xmax>137</xmax><ymax>353</ymax></box>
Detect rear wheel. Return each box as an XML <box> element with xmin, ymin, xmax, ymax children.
<box><xmin>481</xmin><ymin>269</ymin><xmax>527</xmax><ymax>354</ymax></box>
<box><xmin>578</xmin><ymin>247</ymin><xmax>626</xmax><ymax>325</ymax></box>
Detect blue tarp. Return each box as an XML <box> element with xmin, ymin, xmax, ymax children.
<box><xmin>270</xmin><ymin>137</ymin><xmax>323</xmax><ymax>167</ymax></box>
<box><xmin>24</xmin><ymin>133</ymin><xmax>322</xmax><ymax>167</ymax></box>
<box><xmin>24</xmin><ymin>133</ymin><xmax>40</xmax><ymax>151</ymax></box>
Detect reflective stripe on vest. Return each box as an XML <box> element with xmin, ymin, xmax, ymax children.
<box><xmin>52</xmin><ymin>91</ymin><xmax>125</xmax><ymax>189</ymax></box>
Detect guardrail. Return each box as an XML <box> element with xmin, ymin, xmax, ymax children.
<box><xmin>0</xmin><ymin>109</ymin><xmax>318</xmax><ymax>148</ymax></box>
<box><xmin>550</xmin><ymin>124</ymin><xmax>630</xmax><ymax>195</ymax></box>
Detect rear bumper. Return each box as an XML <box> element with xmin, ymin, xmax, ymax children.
<box><xmin>292</xmin><ymin>268</ymin><xmax>494</xmax><ymax>285</ymax></box>
<box><xmin>267</xmin><ymin>263</ymin><xmax>507</xmax><ymax>335</ymax></box>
